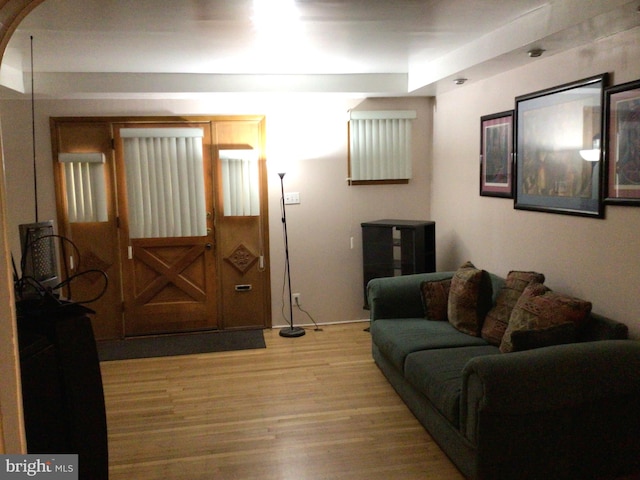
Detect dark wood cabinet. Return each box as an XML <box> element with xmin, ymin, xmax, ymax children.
<box><xmin>361</xmin><ymin>220</ymin><xmax>436</xmax><ymax>307</ymax></box>
<box><xmin>17</xmin><ymin>302</ymin><xmax>109</xmax><ymax>480</ymax></box>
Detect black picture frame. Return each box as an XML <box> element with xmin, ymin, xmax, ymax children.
<box><xmin>604</xmin><ymin>78</ymin><xmax>640</xmax><ymax>205</ymax></box>
<box><xmin>480</xmin><ymin>110</ymin><xmax>514</xmax><ymax>198</ymax></box>
<box><xmin>514</xmin><ymin>73</ymin><xmax>608</xmax><ymax>218</ymax></box>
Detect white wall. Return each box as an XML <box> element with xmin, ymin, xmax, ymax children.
<box><xmin>432</xmin><ymin>26</ymin><xmax>640</xmax><ymax>338</ymax></box>
<box><xmin>0</xmin><ymin>95</ymin><xmax>433</xmax><ymax>329</ymax></box>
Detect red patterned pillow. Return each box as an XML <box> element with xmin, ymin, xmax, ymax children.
<box><xmin>447</xmin><ymin>261</ymin><xmax>493</xmax><ymax>336</ymax></box>
<box><xmin>420</xmin><ymin>278</ymin><xmax>451</xmax><ymax>321</ymax></box>
<box><xmin>481</xmin><ymin>270</ymin><xmax>545</xmax><ymax>346</ymax></box>
<box><xmin>500</xmin><ymin>283</ymin><xmax>592</xmax><ymax>353</ymax></box>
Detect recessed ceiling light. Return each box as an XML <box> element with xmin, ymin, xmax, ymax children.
<box><xmin>453</xmin><ymin>78</ymin><xmax>467</xmax><ymax>85</ymax></box>
<box><xmin>252</xmin><ymin>0</ymin><xmax>299</xmax><ymax>27</ymax></box>
<box><xmin>528</xmin><ymin>48</ymin><xmax>545</xmax><ymax>58</ymax></box>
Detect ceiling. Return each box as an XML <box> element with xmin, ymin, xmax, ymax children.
<box><xmin>1</xmin><ymin>0</ymin><xmax>639</xmax><ymax>99</ymax></box>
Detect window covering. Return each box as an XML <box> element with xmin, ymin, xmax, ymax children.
<box><xmin>349</xmin><ymin>110</ymin><xmax>416</xmax><ymax>181</ymax></box>
<box><xmin>219</xmin><ymin>149</ymin><xmax>260</xmax><ymax>216</ymax></box>
<box><xmin>121</xmin><ymin>128</ymin><xmax>206</xmax><ymax>238</ymax></box>
<box><xmin>58</xmin><ymin>152</ymin><xmax>108</xmax><ymax>223</ymax></box>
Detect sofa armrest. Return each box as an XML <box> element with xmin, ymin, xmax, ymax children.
<box><xmin>579</xmin><ymin>312</ymin><xmax>629</xmax><ymax>341</ymax></box>
<box><xmin>367</xmin><ymin>271</ymin><xmax>454</xmax><ymax>321</ymax></box>
<box><xmin>461</xmin><ymin>339</ymin><xmax>640</xmax><ymax>444</ymax></box>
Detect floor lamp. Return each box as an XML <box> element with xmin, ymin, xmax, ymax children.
<box><xmin>278</xmin><ymin>172</ymin><xmax>305</xmax><ymax>338</ymax></box>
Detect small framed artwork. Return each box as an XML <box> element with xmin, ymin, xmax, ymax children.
<box><xmin>480</xmin><ymin>110</ymin><xmax>514</xmax><ymax>198</ymax></box>
<box><xmin>604</xmin><ymin>78</ymin><xmax>640</xmax><ymax>205</ymax></box>
<box><xmin>515</xmin><ymin>73</ymin><xmax>608</xmax><ymax>218</ymax></box>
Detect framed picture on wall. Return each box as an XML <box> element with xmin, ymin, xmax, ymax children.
<box><xmin>514</xmin><ymin>73</ymin><xmax>608</xmax><ymax>218</ymax></box>
<box><xmin>604</xmin><ymin>78</ymin><xmax>640</xmax><ymax>205</ymax></box>
<box><xmin>480</xmin><ymin>110</ymin><xmax>514</xmax><ymax>198</ymax></box>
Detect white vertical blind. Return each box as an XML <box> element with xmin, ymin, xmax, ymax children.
<box><xmin>58</xmin><ymin>153</ymin><xmax>108</xmax><ymax>222</ymax></box>
<box><xmin>220</xmin><ymin>149</ymin><xmax>260</xmax><ymax>216</ymax></box>
<box><xmin>349</xmin><ymin>110</ymin><xmax>416</xmax><ymax>181</ymax></box>
<box><xmin>120</xmin><ymin>128</ymin><xmax>207</xmax><ymax>238</ymax></box>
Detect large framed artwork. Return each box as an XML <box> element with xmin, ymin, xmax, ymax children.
<box><xmin>480</xmin><ymin>110</ymin><xmax>513</xmax><ymax>198</ymax></box>
<box><xmin>604</xmin><ymin>78</ymin><xmax>640</xmax><ymax>205</ymax></box>
<box><xmin>515</xmin><ymin>73</ymin><xmax>608</xmax><ymax>218</ymax></box>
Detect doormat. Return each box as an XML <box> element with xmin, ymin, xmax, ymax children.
<box><xmin>97</xmin><ymin>329</ymin><xmax>266</xmax><ymax>362</ymax></box>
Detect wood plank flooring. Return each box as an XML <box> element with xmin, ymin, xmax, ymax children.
<box><xmin>100</xmin><ymin>322</ymin><xmax>464</xmax><ymax>480</ymax></box>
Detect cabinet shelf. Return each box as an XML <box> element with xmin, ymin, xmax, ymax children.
<box><xmin>361</xmin><ymin>219</ymin><xmax>436</xmax><ymax>308</ymax></box>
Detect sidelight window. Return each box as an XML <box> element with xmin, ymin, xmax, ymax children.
<box><xmin>219</xmin><ymin>149</ymin><xmax>260</xmax><ymax>216</ymax></box>
<box><xmin>58</xmin><ymin>152</ymin><xmax>108</xmax><ymax>223</ymax></box>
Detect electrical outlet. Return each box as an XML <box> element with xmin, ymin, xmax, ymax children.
<box><xmin>292</xmin><ymin>293</ymin><xmax>301</xmax><ymax>306</ymax></box>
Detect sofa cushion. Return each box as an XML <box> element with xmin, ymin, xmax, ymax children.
<box><xmin>370</xmin><ymin>318</ymin><xmax>489</xmax><ymax>372</ymax></box>
<box><xmin>481</xmin><ymin>270</ymin><xmax>545</xmax><ymax>346</ymax></box>
<box><xmin>420</xmin><ymin>278</ymin><xmax>451</xmax><ymax>321</ymax></box>
<box><xmin>404</xmin><ymin>345</ymin><xmax>500</xmax><ymax>427</ymax></box>
<box><xmin>500</xmin><ymin>283</ymin><xmax>592</xmax><ymax>353</ymax></box>
<box><xmin>448</xmin><ymin>261</ymin><xmax>493</xmax><ymax>336</ymax></box>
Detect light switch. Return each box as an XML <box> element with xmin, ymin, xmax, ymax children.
<box><xmin>284</xmin><ymin>192</ymin><xmax>300</xmax><ymax>205</ymax></box>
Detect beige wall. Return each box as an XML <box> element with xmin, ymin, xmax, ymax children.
<box><xmin>1</xmin><ymin>95</ymin><xmax>433</xmax><ymax>329</ymax></box>
<box><xmin>2</xmin><ymin>27</ymin><xmax>638</xmax><ymax>344</ymax></box>
<box><xmin>1</xmin><ymin>15</ymin><xmax>638</xmax><ymax>456</ymax></box>
<box><xmin>432</xmin><ymin>26</ymin><xmax>640</xmax><ymax>338</ymax></box>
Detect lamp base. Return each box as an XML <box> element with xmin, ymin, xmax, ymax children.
<box><xmin>279</xmin><ymin>326</ymin><xmax>306</xmax><ymax>338</ymax></box>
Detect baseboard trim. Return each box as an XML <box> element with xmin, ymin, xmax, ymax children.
<box><xmin>272</xmin><ymin>319</ymin><xmax>370</xmax><ymax>330</ymax></box>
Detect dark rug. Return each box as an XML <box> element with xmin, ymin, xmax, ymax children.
<box><xmin>97</xmin><ymin>329</ymin><xmax>266</xmax><ymax>361</ymax></box>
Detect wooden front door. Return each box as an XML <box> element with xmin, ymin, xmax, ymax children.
<box><xmin>52</xmin><ymin>116</ymin><xmax>271</xmax><ymax>339</ymax></box>
<box><xmin>113</xmin><ymin>122</ymin><xmax>218</xmax><ymax>336</ymax></box>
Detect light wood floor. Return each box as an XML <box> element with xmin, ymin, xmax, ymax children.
<box><xmin>100</xmin><ymin>322</ymin><xmax>464</xmax><ymax>480</ymax></box>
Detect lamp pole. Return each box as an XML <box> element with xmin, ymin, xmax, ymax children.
<box><xmin>278</xmin><ymin>172</ymin><xmax>305</xmax><ymax>338</ymax></box>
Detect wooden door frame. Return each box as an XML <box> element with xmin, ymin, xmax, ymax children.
<box><xmin>50</xmin><ymin>115</ymin><xmax>272</xmax><ymax>338</ymax></box>
<box><xmin>0</xmin><ymin>0</ymin><xmax>53</xmax><ymax>455</ymax></box>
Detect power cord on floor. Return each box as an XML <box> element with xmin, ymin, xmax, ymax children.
<box><xmin>295</xmin><ymin>296</ymin><xmax>322</xmax><ymax>331</ymax></box>
<box><xmin>279</xmin><ymin>256</ymin><xmax>322</xmax><ymax>332</ymax></box>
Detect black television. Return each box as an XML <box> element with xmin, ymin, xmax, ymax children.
<box><xmin>18</xmin><ymin>220</ymin><xmax>59</xmax><ymax>297</ymax></box>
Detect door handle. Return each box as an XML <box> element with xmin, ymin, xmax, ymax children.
<box><xmin>205</xmin><ymin>243</ymin><xmax>213</xmax><ymax>250</ymax></box>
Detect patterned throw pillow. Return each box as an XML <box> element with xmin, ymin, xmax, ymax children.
<box><xmin>447</xmin><ymin>261</ymin><xmax>493</xmax><ymax>336</ymax></box>
<box><xmin>500</xmin><ymin>283</ymin><xmax>592</xmax><ymax>353</ymax></box>
<box><xmin>420</xmin><ymin>278</ymin><xmax>451</xmax><ymax>321</ymax></box>
<box><xmin>481</xmin><ymin>270</ymin><xmax>545</xmax><ymax>346</ymax></box>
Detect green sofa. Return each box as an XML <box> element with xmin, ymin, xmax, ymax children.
<box><xmin>368</xmin><ymin>271</ymin><xmax>640</xmax><ymax>480</ymax></box>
